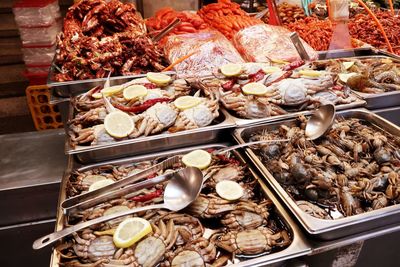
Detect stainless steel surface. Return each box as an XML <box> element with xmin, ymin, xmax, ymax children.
<box><xmin>290</xmin><ymin>32</ymin><xmax>310</xmax><ymax>61</ymax></box>
<box><xmin>305</xmin><ymin>104</ymin><xmax>335</xmax><ymax>140</ymax></box>
<box><xmin>233</xmin><ymin>109</ymin><xmax>400</xmax><ymax>240</ymax></box>
<box><xmin>62</xmin><ymin>156</ymin><xmax>180</xmax><ymax>215</ymax></box>
<box><xmin>317</xmin><ymin>47</ymin><xmax>378</xmax><ymax>60</ymax></box>
<box><xmin>66</xmin><ymin>105</ymin><xmax>236</xmax><ymax>163</ymax></box>
<box><xmin>48</xmin><ymin>69</ymin><xmax>176</xmax><ymax>98</ymax></box>
<box><xmin>50</xmin><ymin>144</ymin><xmax>311</xmax><ymax>267</ymax></box>
<box><xmin>373</xmin><ymin>106</ymin><xmax>400</xmax><ymax>126</ymax></box>
<box><xmin>34</xmin><ymin>167</ymin><xmax>203</xmax><ymax>250</ymax></box>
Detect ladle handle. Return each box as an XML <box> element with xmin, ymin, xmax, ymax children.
<box><xmin>216</xmin><ymin>139</ymin><xmax>290</xmax><ymax>154</ymax></box>
<box><xmin>33</xmin><ymin>203</ymin><xmax>165</xmax><ymax>250</ymax></box>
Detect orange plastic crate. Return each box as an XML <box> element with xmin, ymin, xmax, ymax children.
<box><xmin>26</xmin><ymin>85</ymin><xmax>63</xmax><ymax>130</ymax></box>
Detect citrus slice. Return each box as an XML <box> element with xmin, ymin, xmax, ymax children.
<box><xmin>216</xmin><ymin>180</ymin><xmax>244</xmax><ymax>201</ymax></box>
<box><xmin>242</xmin><ymin>82</ymin><xmax>268</xmax><ymax>96</ymax></box>
<box><xmin>182</xmin><ymin>149</ymin><xmax>212</xmax><ymax>170</ymax></box>
<box><xmin>88</xmin><ymin>179</ymin><xmax>114</xmax><ymax>192</ymax></box>
<box><xmin>270</xmin><ymin>58</ymin><xmax>289</xmax><ymax>65</ymax></box>
<box><xmin>339</xmin><ymin>73</ymin><xmax>357</xmax><ymax>83</ymax></box>
<box><xmin>221</xmin><ymin>63</ymin><xmax>243</xmax><ymax>77</ymax></box>
<box><xmin>146</xmin><ymin>72</ymin><xmax>172</xmax><ymax>86</ymax></box>
<box><xmin>174</xmin><ymin>96</ymin><xmax>201</xmax><ymax>110</ymax></box>
<box><xmin>92</xmin><ymin>92</ymin><xmax>103</xmax><ymax>99</ymax></box>
<box><xmin>101</xmin><ymin>85</ymin><xmax>123</xmax><ymax>96</ymax></box>
<box><xmin>298</xmin><ymin>69</ymin><xmax>324</xmax><ymax>77</ymax></box>
<box><xmin>104</xmin><ymin>111</ymin><xmax>134</xmax><ymax>138</ymax></box>
<box><xmin>262</xmin><ymin>66</ymin><xmax>281</xmax><ymax>74</ymax></box>
<box><xmin>123</xmin><ymin>85</ymin><xmax>148</xmax><ymax>100</ymax></box>
<box><xmin>343</xmin><ymin>61</ymin><xmax>355</xmax><ymax>70</ymax></box>
<box><xmin>94</xmin><ymin>229</ymin><xmax>116</xmax><ymax>236</ymax></box>
<box><xmin>113</xmin><ymin>218</ymin><xmax>152</xmax><ymax>248</ymax></box>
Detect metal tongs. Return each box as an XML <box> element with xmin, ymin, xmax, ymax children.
<box><xmin>61</xmin><ymin>156</ymin><xmax>180</xmax><ymax>215</ymax></box>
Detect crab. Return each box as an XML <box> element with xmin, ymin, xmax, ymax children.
<box><xmin>129</xmin><ymin>102</ymin><xmax>178</xmax><ymax>138</ymax></box>
<box><xmin>70</xmin><ymin>124</ymin><xmax>116</xmax><ymax>147</ymax></box>
<box><xmin>162</xmin><ymin>238</ymin><xmax>217</xmax><ymax>267</ymax></box>
<box><xmin>186</xmin><ymin>194</ymin><xmax>236</xmax><ymax>219</ymax></box>
<box><xmin>203</xmin><ymin>163</ymin><xmax>246</xmax><ymax>188</ymax></box>
<box><xmin>68</xmin><ymin>171</ymin><xmax>114</xmax><ymax>196</ymax></box>
<box><xmin>296</xmin><ymin>200</ymin><xmax>330</xmax><ymax>219</ymax></box>
<box><xmin>214</xmin><ymin>227</ymin><xmax>291</xmax><ymax>256</ymax></box>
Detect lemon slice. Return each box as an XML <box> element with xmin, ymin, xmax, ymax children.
<box><xmin>94</xmin><ymin>229</ymin><xmax>116</xmax><ymax>236</ymax></box>
<box><xmin>101</xmin><ymin>85</ymin><xmax>123</xmax><ymax>96</ymax></box>
<box><xmin>104</xmin><ymin>111</ymin><xmax>134</xmax><ymax>138</ymax></box>
<box><xmin>174</xmin><ymin>96</ymin><xmax>201</xmax><ymax>110</ymax></box>
<box><xmin>270</xmin><ymin>58</ymin><xmax>289</xmax><ymax>65</ymax></box>
<box><xmin>113</xmin><ymin>218</ymin><xmax>152</xmax><ymax>248</ymax></box>
<box><xmin>298</xmin><ymin>69</ymin><xmax>324</xmax><ymax>77</ymax></box>
<box><xmin>262</xmin><ymin>66</ymin><xmax>281</xmax><ymax>74</ymax></box>
<box><xmin>88</xmin><ymin>179</ymin><xmax>114</xmax><ymax>192</ymax></box>
<box><xmin>182</xmin><ymin>149</ymin><xmax>212</xmax><ymax>170</ymax></box>
<box><xmin>221</xmin><ymin>63</ymin><xmax>243</xmax><ymax>77</ymax></box>
<box><xmin>216</xmin><ymin>180</ymin><xmax>244</xmax><ymax>201</ymax></box>
<box><xmin>92</xmin><ymin>92</ymin><xmax>103</xmax><ymax>99</ymax></box>
<box><xmin>339</xmin><ymin>73</ymin><xmax>358</xmax><ymax>83</ymax></box>
<box><xmin>123</xmin><ymin>85</ymin><xmax>148</xmax><ymax>100</ymax></box>
<box><xmin>242</xmin><ymin>82</ymin><xmax>268</xmax><ymax>96</ymax></box>
<box><xmin>146</xmin><ymin>72</ymin><xmax>172</xmax><ymax>86</ymax></box>
<box><xmin>343</xmin><ymin>61</ymin><xmax>355</xmax><ymax>70</ymax></box>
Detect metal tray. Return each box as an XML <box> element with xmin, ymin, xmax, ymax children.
<box><xmin>50</xmin><ymin>144</ymin><xmax>311</xmax><ymax>267</ymax></box>
<box><xmin>66</xmin><ymin>102</ymin><xmax>236</xmax><ymax>163</ymax></box>
<box><xmin>233</xmin><ymin>108</ymin><xmax>400</xmax><ymax>240</ymax></box>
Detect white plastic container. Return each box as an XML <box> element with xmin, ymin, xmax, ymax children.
<box><xmin>19</xmin><ymin>20</ymin><xmax>61</xmax><ymax>45</ymax></box>
<box><xmin>22</xmin><ymin>43</ymin><xmax>56</xmax><ymax>65</ymax></box>
<box><xmin>13</xmin><ymin>0</ymin><xmax>60</xmax><ymax>27</ymax></box>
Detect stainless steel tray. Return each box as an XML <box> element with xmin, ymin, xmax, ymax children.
<box><xmin>50</xmin><ymin>144</ymin><xmax>311</xmax><ymax>267</ymax></box>
<box><xmin>66</xmin><ymin>102</ymin><xmax>236</xmax><ymax>163</ymax></box>
<box><xmin>233</xmin><ymin>108</ymin><xmax>400</xmax><ymax>240</ymax></box>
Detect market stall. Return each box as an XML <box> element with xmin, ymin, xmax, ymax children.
<box><xmin>4</xmin><ymin>0</ymin><xmax>400</xmax><ymax>266</ymax></box>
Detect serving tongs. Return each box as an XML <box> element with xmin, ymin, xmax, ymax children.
<box><xmin>61</xmin><ymin>156</ymin><xmax>180</xmax><ymax>216</ymax></box>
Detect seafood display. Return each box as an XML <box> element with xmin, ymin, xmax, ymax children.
<box><xmin>246</xmin><ymin>116</ymin><xmax>400</xmax><ymax>219</ymax></box>
<box><xmin>54</xmin><ymin>0</ymin><xmax>166</xmax><ymax>81</ymax></box>
<box><xmin>310</xmin><ymin>57</ymin><xmax>400</xmax><ymax>94</ymax></box>
<box><xmin>68</xmin><ymin>74</ymin><xmax>222</xmax><ymax>147</ymax></box>
<box><xmin>56</xmin><ymin>148</ymin><xmax>292</xmax><ymax>266</ymax></box>
<box><xmin>197</xmin><ymin>0</ymin><xmax>262</xmax><ymax>40</ymax></box>
<box><xmin>213</xmin><ymin>62</ymin><xmax>358</xmax><ymax>119</ymax></box>
<box><xmin>261</xmin><ymin>2</ymin><xmax>306</xmax><ymax>26</ymax></box>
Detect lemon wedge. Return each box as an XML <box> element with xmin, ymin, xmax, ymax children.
<box><xmin>262</xmin><ymin>66</ymin><xmax>281</xmax><ymax>74</ymax></box>
<box><xmin>339</xmin><ymin>73</ymin><xmax>358</xmax><ymax>83</ymax></box>
<box><xmin>221</xmin><ymin>63</ymin><xmax>243</xmax><ymax>77</ymax></box>
<box><xmin>113</xmin><ymin>218</ymin><xmax>152</xmax><ymax>248</ymax></box>
<box><xmin>298</xmin><ymin>69</ymin><xmax>324</xmax><ymax>77</ymax></box>
<box><xmin>216</xmin><ymin>180</ymin><xmax>244</xmax><ymax>201</ymax></box>
<box><xmin>242</xmin><ymin>82</ymin><xmax>268</xmax><ymax>96</ymax></box>
<box><xmin>123</xmin><ymin>85</ymin><xmax>148</xmax><ymax>100</ymax></box>
<box><xmin>182</xmin><ymin>149</ymin><xmax>212</xmax><ymax>170</ymax></box>
<box><xmin>146</xmin><ymin>72</ymin><xmax>172</xmax><ymax>86</ymax></box>
<box><xmin>89</xmin><ymin>179</ymin><xmax>114</xmax><ymax>192</ymax></box>
<box><xmin>174</xmin><ymin>96</ymin><xmax>201</xmax><ymax>110</ymax></box>
<box><xmin>101</xmin><ymin>85</ymin><xmax>123</xmax><ymax>96</ymax></box>
<box><xmin>92</xmin><ymin>92</ymin><xmax>103</xmax><ymax>99</ymax></box>
<box><xmin>343</xmin><ymin>61</ymin><xmax>355</xmax><ymax>70</ymax></box>
<box><xmin>104</xmin><ymin>111</ymin><xmax>134</xmax><ymax>138</ymax></box>
<box><xmin>270</xmin><ymin>58</ymin><xmax>289</xmax><ymax>65</ymax></box>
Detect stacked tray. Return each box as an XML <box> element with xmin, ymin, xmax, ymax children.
<box><xmin>50</xmin><ymin>144</ymin><xmax>310</xmax><ymax>267</ymax></box>
<box><xmin>233</xmin><ymin>109</ymin><xmax>400</xmax><ymax>240</ymax></box>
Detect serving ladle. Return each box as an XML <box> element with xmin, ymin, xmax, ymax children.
<box><xmin>216</xmin><ymin>104</ymin><xmax>336</xmax><ymax>154</ymax></box>
<box><xmin>33</xmin><ymin>167</ymin><xmax>203</xmax><ymax>250</ymax></box>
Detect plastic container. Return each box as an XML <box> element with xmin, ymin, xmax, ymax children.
<box><xmin>19</xmin><ymin>20</ymin><xmax>61</xmax><ymax>45</ymax></box>
<box><xmin>13</xmin><ymin>0</ymin><xmax>60</xmax><ymax>27</ymax></box>
<box><xmin>22</xmin><ymin>43</ymin><xmax>56</xmax><ymax>65</ymax></box>
<box><xmin>26</xmin><ymin>85</ymin><xmax>63</xmax><ymax>130</ymax></box>
<box><xmin>25</xmin><ymin>64</ymin><xmax>51</xmax><ymax>74</ymax></box>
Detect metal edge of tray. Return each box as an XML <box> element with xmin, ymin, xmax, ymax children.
<box><xmin>50</xmin><ymin>144</ymin><xmax>311</xmax><ymax>267</ymax></box>
<box><xmin>317</xmin><ymin>48</ymin><xmax>378</xmax><ymax>60</ymax></box>
<box><xmin>47</xmin><ymin>62</ymin><xmax>176</xmax><ymax>98</ymax></box>
<box><xmin>229</xmin><ymin>98</ymin><xmax>366</xmax><ymax>127</ymax></box>
<box><xmin>65</xmin><ymin>105</ymin><xmax>237</xmax><ymax>163</ymax></box>
<box><xmin>232</xmin><ymin>108</ymin><xmax>400</xmax><ymax>240</ymax></box>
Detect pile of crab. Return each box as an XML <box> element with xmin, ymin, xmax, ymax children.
<box><xmin>58</xmin><ymin>150</ymin><xmax>291</xmax><ymax>266</ymax></box>
<box><xmin>249</xmin><ymin>116</ymin><xmax>400</xmax><ymax>219</ymax></box>
<box><xmin>209</xmin><ymin>61</ymin><xmax>358</xmax><ymax>119</ymax></box>
<box><xmin>54</xmin><ymin>0</ymin><xmax>166</xmax><ymax>81</ymax></box>
<box><xmin>68</xmin><ymin>75</ymin><xmax>221</xmax><ymax>147</ymax></box>
<box><xmin>311</xmin><ymin>57</ymin><xmax>400</xmax><ymax>94</ymax></box>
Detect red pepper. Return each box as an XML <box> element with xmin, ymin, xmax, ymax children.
<box><xmin>114</xmin><ymin>98</ymin><xmax>171</xmax><ymax>113</ymax></box>
<box><xmin>143</xmin><ymin>83</ymin><xmax>157</xmax><ymax>89</ymax></box>
<box><xmin>131</xmin><ymin>189</ymin><xmax>163</xmax><ymax>202</ymax></box>
<box><xmin>282</xmin><ymin>60</ymin><xmax>305</xmax><ymax>71</ymax></box>
<box><xmin>265</xmin><ymin>71</ymin><xmax>293</xmax><ymax>87</ymax></box>
<box><xmin>221</xmin><ymin>79</ymin><xmax>237</xmax><ymax>91</ymax></box>
<box><xmin>248</xmin><ymin>69</ymin><xmax>265</xmax><ymax>82</ymax></box>
<box><xmin>216</xmin><ymin>154</ymin><xmax>241</xmax><ymax>165</ymax></box>
<box><xmin>332</xmin><ymin>85</ymin><xmax>344</xmax><ymax>91</ymax></box>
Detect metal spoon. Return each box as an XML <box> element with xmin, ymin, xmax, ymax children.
<box><xmin>216</xmin><ymin>104</ymin><xmax>336</xmax><ymax>154</ymax></box>
<box><xmin>33</xmin><ymin>167</ymin><xmax>203</xmax><ymax>250</ymax></box>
